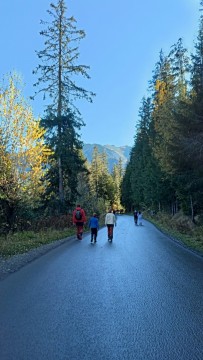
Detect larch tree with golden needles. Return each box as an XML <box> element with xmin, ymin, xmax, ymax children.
<box><xmin>0</xmin><ymin>74</ymin><xmax>51</xmax><ymax>229</ymax></box>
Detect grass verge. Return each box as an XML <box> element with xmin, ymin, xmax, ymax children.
<box><xmin>146</xmin><ymin>213</ymin><xmax>203</xmax><ymax>255</ymax></box>
<box><xmin>0</xmin><ymin>227</ymin><xmax>76</xmax><ymax>258</ymax></box>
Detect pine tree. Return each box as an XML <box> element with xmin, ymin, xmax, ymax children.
<box><xmin>168</xmin><ymin>38</ymin><xmax>189</xmax><ymax>99</ymax></box>
<box><xmin>89</xmin><ymin>146</ymin><xmax>115</xmax><ymax>208</ymax></box>
<box><xmin>121</xmin><ymin>161</ymin><xmax>133</xmax><ymax>212</ymax></box>
<box><xmin>112</xmin><ymin>158</ymin><xmax>123</xmax><ymax>210</ymax></box>
<box><xmin>127</xmin><ymin>97</ymin><xmax>168</xmax><ymax>211</ymax></box>
<box><xmin>33</xmin><ymin>0</ymin><xmax>95</xmax><ymax>208</ymax></box>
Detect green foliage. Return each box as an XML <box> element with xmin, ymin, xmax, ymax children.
<box><xmin>41</xmin><ymin>113</ymin><xmax>87</xmax><ymax>212</ymax></box>
<box><xmin>121</xmin><ymin>28</ymin><xmax>203</xmax><ymax>223</ymax></box>
<box><xmin>89</xmin><ymin>147</ymin><xmax>115</xmax><ymax>203</ymax></box>
<box><xmin>75</xmin><ymin>146</ymin><xmax>124</xmax><ymax>216</ymax></box>
<box><xmin>0</xmin><ymin>74</ymin><xmax>51</xmax><ymax>232</ymax></box>
<box><xmin>33</xmin><ymin>0</ymin><xmax>95</xmax><ymax>209</ymax></box>
<box><xmin>0</xmin><ymin>228</ymin><xmax>75</xmax><ymax>257</ymax></box>
<box><xmin>146</xmin><ymin>211</ymin><xmax>203</xmax><ymax>253</ymax></box>
<box><xmin>33</xmin><ymin>0</ymin><xmax>95</xmax><ymax>113</ymax></box>
<box><xmin>112</xmin><ymin>158</ymin><xmax>124</xmax><ymax>209</ymax></box>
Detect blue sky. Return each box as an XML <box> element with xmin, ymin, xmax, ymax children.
<box><xmin>0</xmin><ymin>0</ymin><xmax>200</xmax><ymax>146</ymax></box>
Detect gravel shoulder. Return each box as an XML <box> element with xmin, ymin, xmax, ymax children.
<box><xmin>0</xmin><ymin>235</ymin><xmax>75</xmax><ymax>281</ymax></box>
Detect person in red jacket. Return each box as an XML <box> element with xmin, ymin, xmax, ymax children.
<box><xmin>72</xmin><ymin>204</ymin><xmax>87</xmax><ymax>240</ymax></box>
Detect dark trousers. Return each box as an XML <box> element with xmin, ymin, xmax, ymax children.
<box><xmin>91</xmin><ymin>228</ymin><xmax>98</xmax><ymax>240</ymax></box>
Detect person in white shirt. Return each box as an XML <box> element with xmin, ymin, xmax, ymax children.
<box><xmin>105</xmin><ymin>209</ymin><xmax>116</xmax><ymax>241</ymax></box>
<box><xmin>137</xmin><ymin>211</ymin><xmax>143</xmax><ymax>226</ymax></box>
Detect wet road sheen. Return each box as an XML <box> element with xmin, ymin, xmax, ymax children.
<box><xmin>0</xmin><ymin>215</ymin><xmax>203</xmax><ymax>360</ymax></box>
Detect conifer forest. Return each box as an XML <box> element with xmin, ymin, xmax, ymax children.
<box><xmin>0</xmin><ymin>0</ymin><xmax>203</xmax><ymax>253</ymax></box>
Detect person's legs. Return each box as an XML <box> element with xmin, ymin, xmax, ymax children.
<box><xmin>107</xmin><ymin>225</ymin><xmax>111</xmax><ymax>239</ymax></box>
<box><xmin>107</xmin><ymin>225</ymin><xmax>114</xmax><ymax>241</ymax></box>
<box><xmin>110</xmin><ymin>225</ymin><xmax>114</xmax><ymax>240</ymax></box>
<box><xmin>76</xmin><ymin>223</ymin><xmax>83</xmax><ymax>239</ymax></box>
<box><xmin>76</xmin><ymin>225</ymin><xmax>80</xmax><ymax>239</ymax></box>
<box><xmin>90</xmin><ymin>229</ymin><xmax>94</xmax><ymax>242</ymax></box>
<box><xmin>93</xmin><ymin>228</ymin><xmax>98</xmax><ymax>242</ymax></box>
<box><xmin>79</xmin><ymin>225</ymin><xmax>83</xmax><ymax>239</ymax></box>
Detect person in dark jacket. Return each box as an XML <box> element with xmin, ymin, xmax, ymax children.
<box><xmin>72</xmin><ymin>204</ymin><xmax>87</xmax><ymax>240</ymax></box>
<box><xmin>88</xmin><ymin>213</ymin><xmax>99</xmax><ymax>243</ymax></box>
<box><xmin>134</xmin><ymin>210</ymin><xmax>138</xmax><ymax>225</ymax></box>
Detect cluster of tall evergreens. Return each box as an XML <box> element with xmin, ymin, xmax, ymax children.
<box><xmin>78</xmin><ymin>146</ymin><xmax>124</xmax><ymax>216</ymax></box>
<box><xmin>2</xmin><ymin>0</ymin><xmax>203</xmax><ymax>233</ymax></box>
<box><xmin>0</xmin><ymin>1</ymin><xmax>123</xmax><ymax>233</ymax></box>
<box><xmin>122</xmin><ymin>4</ymin><xmax>203</xmax><ymax>222</ymax></box>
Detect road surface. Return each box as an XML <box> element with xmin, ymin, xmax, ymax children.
<box><xmin>0</xmin><ymin>215</ymin><xmax>203</xmax><ymax>360</ymax></box>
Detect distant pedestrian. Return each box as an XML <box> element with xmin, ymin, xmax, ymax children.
<box><xmin>137</xmin><ymin>211</ymin><xmax>143</xmax><ymax>226</ymax></box>
<box><xmin>72</xmin><ymin>204</ymin><xmax>87</xmax><ymax>240</ymax></box>
<box><xmin>89</xmin><ymin>213</ymin><xmax>99</xmax><ymax>243</ymax></box>
<box><xmin>105</xmin><ymin>209</ymin><xmax>116</xmax><ymax>242</ymax></box>
<box><xmin>134</xmin><ymin>210</ymin><xmax>138</xmax><ymax>225</ymax></box>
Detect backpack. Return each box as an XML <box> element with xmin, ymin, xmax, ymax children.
<box><xmin>75</xmin><ymin>209</ymin><xmax>82</xmax><ymax>220</ymax></box>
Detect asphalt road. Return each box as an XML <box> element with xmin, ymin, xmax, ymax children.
<box><xmin>0</xmin><ymin>215</ymin><xmax>203</xmax><ymax>360</ymax></box>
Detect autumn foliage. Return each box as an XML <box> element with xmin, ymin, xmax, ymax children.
<box><xmin>0</xmin><ymin>74</ymin><xmax>51</xmax><ymax>232</ymax></box>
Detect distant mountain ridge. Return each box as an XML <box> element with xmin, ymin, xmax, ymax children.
<box><xmin>83</xmin><ymin>144</ymin><xmax>132</xmax><ymax>172</ymax></box>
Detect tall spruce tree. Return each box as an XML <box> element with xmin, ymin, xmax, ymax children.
<box><xmin>33</xmin><ymin>0</ymin><xmax>95</xmax><ymax>211</ymax></box>
<box><xmin>179</xmin><ymin>3</ymin><xmax>203</xmax><ymax>217</ymax></box>
<box><xmin>89</xmin><ymin>147</ymin><xmax>115</xmax><ymax>206</ymax></box>
<box><xmin>124</xmin><ymin>97</ymin><xmax>168</xmax><ymax>212</ymax></box>
<box><xmin>122</xmin><ymin>2</ymin><xmax>203</xmax><ymax>219</ymax></box>
<box><xmin>112</xmin><ymin>158</ymin><xmax>123</xmax><ymax>210</ymax></box>
<box><xmin>165</xmin><ymin>4</ymin><xmax>203</xmax><ymax>218</ymax></box>
<box><xmin>121</xmin><ymin>160</ymin><xmax>133</xmax><ymax>212</ymax></box>
<box><xmin>150</xmin><ymin>50</ymin><xmax>176</xmax><ymax>174</ymax></box>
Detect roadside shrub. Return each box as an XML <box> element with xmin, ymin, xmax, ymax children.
<box><xmin>172</xmin><ymin>212</ymin><xmax>195</xmax><ymax>234</ymax></box>
<box><xmin>32</xmin><ymin>214</ymin><xmax>73</xmax><ymax>231</ymax></box>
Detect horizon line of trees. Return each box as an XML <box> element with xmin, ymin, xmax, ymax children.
<box><xmin>121</xmin><ymin>2</ymin><xmax>203</xmax><ymax>223</ymax></box>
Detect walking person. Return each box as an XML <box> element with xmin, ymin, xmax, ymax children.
<box><xmin>72</xmin><ymin>204</ymin><xmax>87</xmax><ymax>240</ymax></box>
<box><xmin>89</xmin><ymin>213</ymin><xmax>99</xmax><ymax>243</ymax></box>
<box><xmin>105</xmin><ymin>209</ymin><xmax>116</xmax><ymax>242</ymax></box>
<box><xmin>134</xmin><ymin>210</ymin><xmax>138</xmax><ymax>225</ymax></box>
<box><xmin>137</xmin><ymin>211</ymin><xmax>143</xmax><ymax>226</ymax></box>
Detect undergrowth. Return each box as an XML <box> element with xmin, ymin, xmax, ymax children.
<box><xmin>146</xmin><ymin>212</ymin><xmax>203</xmax><ymax>254</ymax></box>
<box><xmin>0</xmin><ymin>228</ymin><xmax>76</xmax><ymax>257</ymax></box>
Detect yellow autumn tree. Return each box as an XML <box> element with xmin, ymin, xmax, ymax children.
<box><xmin>0</xmin><ymin>73</ymin><xmax>51</xmax><ymax>205</ymax></box>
